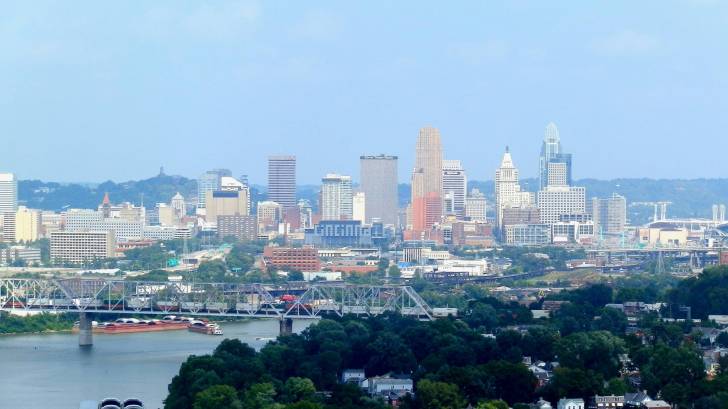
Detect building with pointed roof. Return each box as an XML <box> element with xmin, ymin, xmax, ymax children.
<box><xmin>495</xmin><ymin>147</ymin><xmax>534</xmax><ymax>231</ymax></box>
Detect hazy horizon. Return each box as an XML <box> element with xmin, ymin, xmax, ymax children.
<box><xmin>2</xmin><ymin>1</ymin><xmax>727</xmax><ymax>184</ymax></box>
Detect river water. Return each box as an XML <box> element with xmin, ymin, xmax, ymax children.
<box><xmin>0</xmin><ymin>320</ymin><xmax>311</xmax><ymax>409</ymax></box>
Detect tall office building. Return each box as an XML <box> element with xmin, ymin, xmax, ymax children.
<box><xmin>539</xmin><ymin>122</ymin><xmax>572</xmax><ymax>190</ymax></box>
<box><xmin>537</xmin><ymin>186</ymin><xmax>586</xmax><ymax>224</ymax></box>
<box><xmin>0</xmin><ymin>173</ymin><xmax>18</xmax><ymax>216</ymax></box>
<box><xmin>465</xmin><ymin>188</ymin><xmax>487</xmax><ymax>222</ymax></box>
<box><xmin>442</xmin><ymin>160</ymin><xmax>467</xmax><ymax>218</ymax></box>
<box><xmin>268</xmin><ymin>156</ymin><xmax>297</xmax><ymax>209</ymax></box>
<box><xmin>411</xmin><ymin>127</ymin><xmax>443</xmax><ymax>231</ymax></box>
<box><xmin>321</xmin><ymin>174</ymin><xmax>353</xmax><ymax>220</ymax></box>
<box><xmin>360</xmin><ymin>155</ymin><xmax>398</xmax><ymax>225</ymax></box>
<box><xmin>592</xmin><ymin>193</ymin><xmax>627</xmax><ymax>235</ymax></box>
<box><xmin>197</xmin><ymin>169</ymin><xmax>231</xmax><ymax>209</ymax></box>
<box><xmin>495</xmin><ymin>148</ymin><xmax>534</xmax><ymax>230</ymax></box>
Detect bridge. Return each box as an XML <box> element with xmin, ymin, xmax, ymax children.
<box><xmin>0</xmin><ymin>278</ymin><xmax>433</xmax><ymax>346</ymax></box>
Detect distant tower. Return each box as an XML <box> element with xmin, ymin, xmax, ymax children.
<box><xmin>539</xmin><ymin>122</ymin><xmax>572</xmax><ymax>190</ymax></box>
<box><xmin>360</xmin><ymin>154</ymin><xmax>398</xmax><ymax>225</ymax></box>
<box><xmin>268</xmin><ymin>156</ymin><xmax>297</xmax><ymax>210</ymax></box>
<box><xmin>495</xmin><ymin>147</ymin><xmax>533</xmax><ymax>230</ymax></box>
<box><xmin>411</xmin><ymin>127</ymin><xmax>443</xmax><ymax>231</ymax></box>
<box><xmin>321</xmin><ymin>174</ymin><xmax>353</xmax><ymax>220</ymax></box>
<box><xmin>442</xmin><ymin>159</ymin><xmax>467</xmax><ymax>218</ymax></box>
<box><xmin>101</xmin><ymin>192</ymin><xmax>111</xmax><ymax>218</ymax></box>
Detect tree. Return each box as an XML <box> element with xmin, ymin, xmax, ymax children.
<box><xmin>555</xmin><ymin>331</ymin><xmax>625</xmax><ymax>379</ymax></box>
<box><xmin>193</xmin><ymin>385</ymin><xmax>242</xmax><ymax>409</ymax></box>
<box><xmin>242</xmin><ymin>383</ymin><xmax>280</xmax><ymax>409</ymax></box>
<box><xmin>281</xmin><ymin>377</ymin><xmax>316</xmax><ymax>403</ymax></box>
<box><xmin>388</xmin><ymin>265</ymin><xmax>401</xmax><ymax>279</ymax></box>
<box><xmin>465</xmin><ymin>303</ymin><xmax>499</xmax><ymax>331</ymax></box>
<box><xmin>593</xmin><ymin>308</ymin><xmax>628</xmax><ymax>335</ymax></box>
<box><xmin>365</xmin><ymin>332</ymin><xmax>416</xmax><ymax>376</ymax></box>
<box><xmin>288</xmin><ymin>270</ymin><xmax>304</xmax><ymax>281</ymax></box>
<box><xmin>416</xmin><ymin>379</ymin><xmax>466</xmax><ymax>409</ymax></box>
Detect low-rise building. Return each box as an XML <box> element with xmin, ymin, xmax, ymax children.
<box><xmin>558</xmin><ymin>398</ymin><xmax>585</xmax><ymax>409</ymax></box>
<box><xmin>341</xmin><ymin>369</ymin><xmax>365</xmax><ymax>384</ymax></box>
<box><xmin>0</xmin><ymin>246</ymin><xmax>42</xmax><ymax>266</ymax></box>
<box><xmin>364</xmin><ymin>376</ymin><xmax>413</xmax><ymax>397</ymax></box>
<box><xmin>589</xmin><ymin>395</ymin><xmax>624</xmax><ymax>409</ymax></box>
<box><xmin>263</xmin><ymin>246</ymin><xmax>321</xmax><ymax>272</ymax></box>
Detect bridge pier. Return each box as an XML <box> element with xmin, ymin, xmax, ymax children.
<box><xmin>279</xmin><ymin>318</ymin><xmax>293</xmax><ymax>336</ymax></box>
<box><xmin>78</xmin><ymin>312</ymin><xmax>93</xmax><ymax>347</ymax></box>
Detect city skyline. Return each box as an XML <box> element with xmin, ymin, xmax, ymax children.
<box><xmin>2</xmin><ymin>2</ymin><xmax>728</xmax><ymax>183</ymax></box>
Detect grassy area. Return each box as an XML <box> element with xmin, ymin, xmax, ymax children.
<box><xmin>512</xmin><ymin>269</ymin><xmax>620</xmax><ymax>287</ymax></box>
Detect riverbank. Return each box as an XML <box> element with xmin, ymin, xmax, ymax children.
<box><xmin>0</xmin><ymin>312</ymin><xmax>76</xmax><ymax>334</ymax></box>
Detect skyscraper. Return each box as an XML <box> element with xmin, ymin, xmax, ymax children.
<box><xmin>495</xmin><ymin>148</ymin><xmax>534</xmax><ymax>230</ymax></box>
<box><xmin>360</xmin><ymin>155</ymin><xmax>398</xmax><ymax>225</ymax></box>
<box><xmin>442</xmin><ymin>160</ymin><xmax>467</xmax><ymax>218</ymax></box>
<box><xmin>0</xmin><ymin>173</ymin><xmax>18</xmax><ymax>215</ymax></box>
<box><xmin>321</xmin><ymin>174</ymin><xmax>352</xmax><ymax>220</ymax></box>
<box><xmin>268</xmin><ymin>156</ymin><xmax>297</xmax><ymax>209</ymax></box>
<box><xmin>411</xmin><ymin>127</ymin><xmax>443</xmax><ymax>231</ymax></box>
<box><xmin>0</xmin><ymin>173</ymin><xmax>18</xmax><ymax>241</ymax></box>
<box><xmin>539</xmin><ymin>122</ymin><xmax>572</xmax><ymax>190</ymax></box>
<box><xmin>592</xmin><ymin>193</ymin><xmax>627</xmax><ymax>235</ymax></box>
<box><xmin>197</xmin><ymin>169</ymin><xmax>231</xmax><ymax>209</ymax></box>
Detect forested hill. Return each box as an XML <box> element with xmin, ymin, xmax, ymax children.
<box><xmin>19</xmin><ymin>175</ymin><xmax>198</xmax><ymax>210</ymax></box>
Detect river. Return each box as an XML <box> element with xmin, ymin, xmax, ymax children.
<box><xmin>0</xmin><ymin>319</ymin><xmax>311</xmax><ymax>409</ymax></box>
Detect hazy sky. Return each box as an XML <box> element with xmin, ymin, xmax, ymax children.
<box><xmin>2</xmin><ymin>1</ymin><xmax>727</xmax><ymax>184</ymax></box>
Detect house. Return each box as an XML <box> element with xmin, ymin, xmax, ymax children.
<box><xmin>624</xmin><ymin>391</ymin><xmax>652</xmax><ymax>408</ymax></box>
<box><xmin>643</xmin><ymin>401</ymin><xmax>670</xmax><ymax>409</ymax></box>
<box><xmin>558</xmin><ymin>398</ymin><xmax>585</xmax><ymax>409</ymax></box>
<box><xmin>693</xmin><ymin>327</ymin><xmax>724</xmax><ymax>345</ymax></box>
<box><xmin>341</xmin><ymin>369</ymin><xmax>366</xmax><ymax>384</ymax></box>
<box><xmin>528</xmin><ymin>364</ymin><xmax>552</xmax><ymax>387</ymax></box>
<box><xmin>532</xmin><ymin>397</ymin><xmax>553</xmax><ymax>409</ymax></box>
<box><xmin>589</xmin><ymin>395</ymin><xmax>624</xmax><ymax>409</ymax></box>
<box><xmin>365</xmin><ymin>376</ymin><xmax>413</xmax><ymax>397</ymax></box>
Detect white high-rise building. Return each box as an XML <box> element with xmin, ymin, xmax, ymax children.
<box><xmin>537</xmin><ymin>186</ymin><xmax>586</xmax><ymax>224</ymax></box>
<box><xmin>0</xmin><ymin>173</ymin><xmax>17</xmax><ymax>214</ymax></box>
<box><xmin>495</xmin><ymin>148</ymin><xmax>534</xmax><ymax>230</ymax></box>
<box><xmin>321</xmin><ymin>174</ymin><xmax>352</xmax><ymax>220</ymax></box>
<box><xmin>353</xmin><ymin>192</ymin><xmax>366</xmax><ymax>223</ymax></box>
<box><xmin>442</xmin><ymin>160</ymin><xmax>467</xmax><ymax>218</ymax></box>
<box><xmin>465</xmin><ymin>188</ymin><xmax>487</xmax><ymax>222</ymax></box>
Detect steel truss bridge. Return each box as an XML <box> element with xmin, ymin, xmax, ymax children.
<box><xmin>0</xmin><ymin>278</ymin><xmax>434</xmax><ymax>321</ymax></box>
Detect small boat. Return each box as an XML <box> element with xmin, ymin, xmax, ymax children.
<box><xmin>188</xmin><ymin>320</ymin><xmax>223</xmax><ymax>335</ymax></box>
